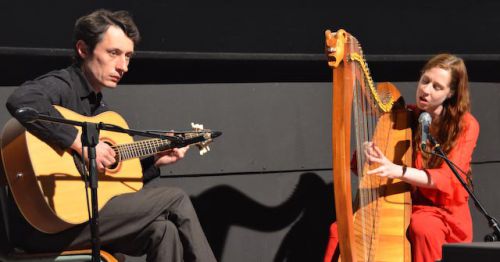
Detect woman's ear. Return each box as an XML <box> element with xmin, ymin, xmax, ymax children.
<box><xmin>447</xmin><ymin>90</ymin><xmax>455</xmax><ymax>99</ymax></box>
<box><xmin>75</xmin><ymin>40</ymin><xmax>89</xmax><ymax>59</ymax></box>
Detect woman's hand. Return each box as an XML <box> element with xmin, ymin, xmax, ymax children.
<box><xmin>364</xmin><ymin>141</ymin><xmax>404</xmax><ymax>179</ymax></box>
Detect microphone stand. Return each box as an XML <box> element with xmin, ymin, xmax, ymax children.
<box><xmin>32</xmin><ymin>113</ymin><xmax>181</xmax><ymax>262</ymax></box>
<box><xmin>428</xmin><ymin>136</ymin><xmax>500</xmax><ymax>242</ymax></box>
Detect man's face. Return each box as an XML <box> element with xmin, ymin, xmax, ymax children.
<box><xmin>80</xmin><ymin>25</ymin><xmax>134</xmax><ymax>92</ymax></box>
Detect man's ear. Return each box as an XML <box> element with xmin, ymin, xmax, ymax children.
<box><xmin>76</xmin><ymin>40</ymin><xmax>89</xmax><ymax>59</ymax></box>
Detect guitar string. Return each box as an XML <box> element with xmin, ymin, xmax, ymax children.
<box><xmin>109</xmin><ymin>132</ymin><xmax>205</xmax><ymax>161</ymax></box>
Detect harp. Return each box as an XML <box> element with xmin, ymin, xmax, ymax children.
<box><xmin>326</xmin><ymin>29</ymin><xmax>413</xmax><ymax>262</ymax></box>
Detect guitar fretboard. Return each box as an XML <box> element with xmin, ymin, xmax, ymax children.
<box><xmin>112</xmin><ymin>138</ymin><xmax>171</xmax><ymax>161</ymax></box>
<box><xmin>111</xmin><ymin>132</ymin><xmax>207</xmax><ymax>161</ymax></box>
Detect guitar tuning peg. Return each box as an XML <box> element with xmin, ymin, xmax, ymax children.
<box><xmin>199</xmin><ymin>146</ymin><xmax>210</xmax><ymax>155</ymax></box>
<box><xmin>191</xmin><ymin>122</ymin><xmax>204</xmax><ymax>130</ymax></box>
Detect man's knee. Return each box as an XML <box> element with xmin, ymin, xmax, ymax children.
<box><xmin>150</xmin><ymin>186</ymin><xmax>192</xmax><ymax>208</ymax></box>
<box><xmin>169</xmin><ymin>187</ymin><xmax>189</xmax><ymax>201</ymax></box>
<box><xmin>149</xmin><ymin>219</ymin><xmax>180</xmax><ymax>244</ymax></box>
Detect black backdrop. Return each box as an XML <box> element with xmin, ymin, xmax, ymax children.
<box><xmin>2</xmin><ymin>0</ymin><xmax>500</xmax><ymax>85</ymax></box>
<box><xmin>2</xmin><ymin>1</ymin><xmax>500</xmax><ymax>55</ymax></box>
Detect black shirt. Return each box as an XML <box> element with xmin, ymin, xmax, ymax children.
<box><xmin>6</xmin><ymin>65</ymin><xmax>159</xmax><ymax>181</ymax></box>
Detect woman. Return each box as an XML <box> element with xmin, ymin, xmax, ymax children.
<box><xmin>324</xmin><ymin>54</ymin><xmax>480</xmax><ymax>262</ymax></box>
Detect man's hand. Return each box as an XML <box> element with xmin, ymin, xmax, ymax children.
<box><xmin>94</xmin><ymin>141</ymin><xmax>117</xmax><ymax>172</ymax></box>
<box><xmin>71</xmin><ymin>134</ymin><xmax>116</xmax><ymax>173</ymax></box>
<box><xmin>154</xmin><ymin>146</ymin><xmax>189</xmax><ymax>167</ymax></box>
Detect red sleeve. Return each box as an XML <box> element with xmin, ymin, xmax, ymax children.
<box><xmin>424</xmin><ymin>113</ymin><xmax>480</xmax><ymax>204</ymax></box>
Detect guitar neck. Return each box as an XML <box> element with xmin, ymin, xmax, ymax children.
<box><xmin>112</xmin><ymin>132</ymin><xmax>205</xmax><ymax>161</ymax></box>
<box><xmin>113</xmin><ymin>138</ymin><xmax>172</xmax><ymax>161</ymax></box>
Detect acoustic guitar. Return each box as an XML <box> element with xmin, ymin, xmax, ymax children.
<box><xmin>0</xmin><ymin>105</ymin><xmax>219</xmax><ymax>234</ymax></box>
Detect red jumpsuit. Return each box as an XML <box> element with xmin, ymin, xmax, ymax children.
<box><xmin>324</xmin><ymin>111</ymin><xmax>480</xmax><ymax>262</ymax></box>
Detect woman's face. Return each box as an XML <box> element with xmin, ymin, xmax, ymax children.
<box><xmin>416</xmin><ymin>67</ymin><xmax>453</xmax><ymax>118</ymax></box>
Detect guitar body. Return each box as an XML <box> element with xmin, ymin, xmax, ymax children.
<box><xmin>1</xmin><ymin>106</ymin><xmax>143</xmax><ymax>233</ymax></box>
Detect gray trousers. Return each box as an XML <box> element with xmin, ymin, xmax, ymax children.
<box><xmin>10</xmin><ymin>186</ymin><xmax>216</xmax><ymax>262</ymax></box>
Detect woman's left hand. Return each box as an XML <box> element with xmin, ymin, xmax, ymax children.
<box><xmin>364</xmin><ymin>142</ymin><xmax>403</xmax><ymax>179</ymax></box>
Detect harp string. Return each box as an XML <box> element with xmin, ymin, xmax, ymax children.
<box><xmin>351</xmin><ymin>45</ymin><xmax>383</xmax><ymax>261</ymax></box>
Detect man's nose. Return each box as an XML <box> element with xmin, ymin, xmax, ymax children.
<box><xmin>117</xmin><ymin>56</ymin><xmax>129</xmax><ymax>73</ymax></box>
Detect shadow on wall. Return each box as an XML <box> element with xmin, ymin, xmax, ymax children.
<box><xmin>192</xmin><ymin>172</ymin><xmax>335</xmax><ymax>261</ymax></box>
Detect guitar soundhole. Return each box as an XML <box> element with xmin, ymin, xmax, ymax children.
<box><xmin>71</xmin><ymin>142</ymin><xmax>120</xmax><ymax>176</ymax></box>
<box><xmin>108</xmin><ymin>161</ymin><xmax>119</xmax><ymax>170</ymax></box>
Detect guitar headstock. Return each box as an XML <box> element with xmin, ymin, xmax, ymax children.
<box><xmin>190</xmin><ymin>123</ymin><xmax>213</xmax><ymax>155</ymax></box>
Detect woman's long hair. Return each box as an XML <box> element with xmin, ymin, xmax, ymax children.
<box><xmin>417</xmin><ymin>54</ymin><xmax>471</xmax><ymax>168</ymax></box>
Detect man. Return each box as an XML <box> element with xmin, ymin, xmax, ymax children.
<box><xmin>5</xmin><ymin>9</ymin><xmax>216</xmax><ymax>262</ymax></box>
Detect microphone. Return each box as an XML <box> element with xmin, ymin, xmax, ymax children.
<box><xmin>15</xmin><ymin>107</ymin><xmax>40</xmax><ymax>123</ymax></box>
<box><xmin>177</xmin><ymin>130</ymin><xmax>222</xmax><ymax>146</ymax></box>
<box><xmin>418</xmin><ymin>112</ymin><xmax>432</xmax><ymax>150</ymax></box>
<box><xmin>209</xmin><ymin>131</ymin><xmax>222</xmax><ymax>139</ymax></box>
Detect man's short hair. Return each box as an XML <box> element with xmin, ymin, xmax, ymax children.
<box><xmin>73</xmin><ymin>9</ymin><xmax>141</xmax><ymax>65</ymax></box>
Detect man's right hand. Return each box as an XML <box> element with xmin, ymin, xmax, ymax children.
<box><xmin>94</xmin><ymin>141</ymin><xmax>117</xmax><ymax>172</ymax></box>
<box><xmin>71</xmin><ymin>134</ymin><xmax>116</xmax><ymax>173</ymax></box>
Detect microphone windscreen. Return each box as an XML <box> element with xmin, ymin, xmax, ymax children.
<box><xmin>210</xmin><ymin>131</ymin><xmax>222</xmax><ymax>139</ymax></box>
<box><xmin>15</xmin><ymin>107</ymin><xmax>39</xmax><ymax>123</ymax></box>
<box><xmin>418</xmin><ymin>112</ymin><xmax>432</xmax><ymax>124</ymax></box>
